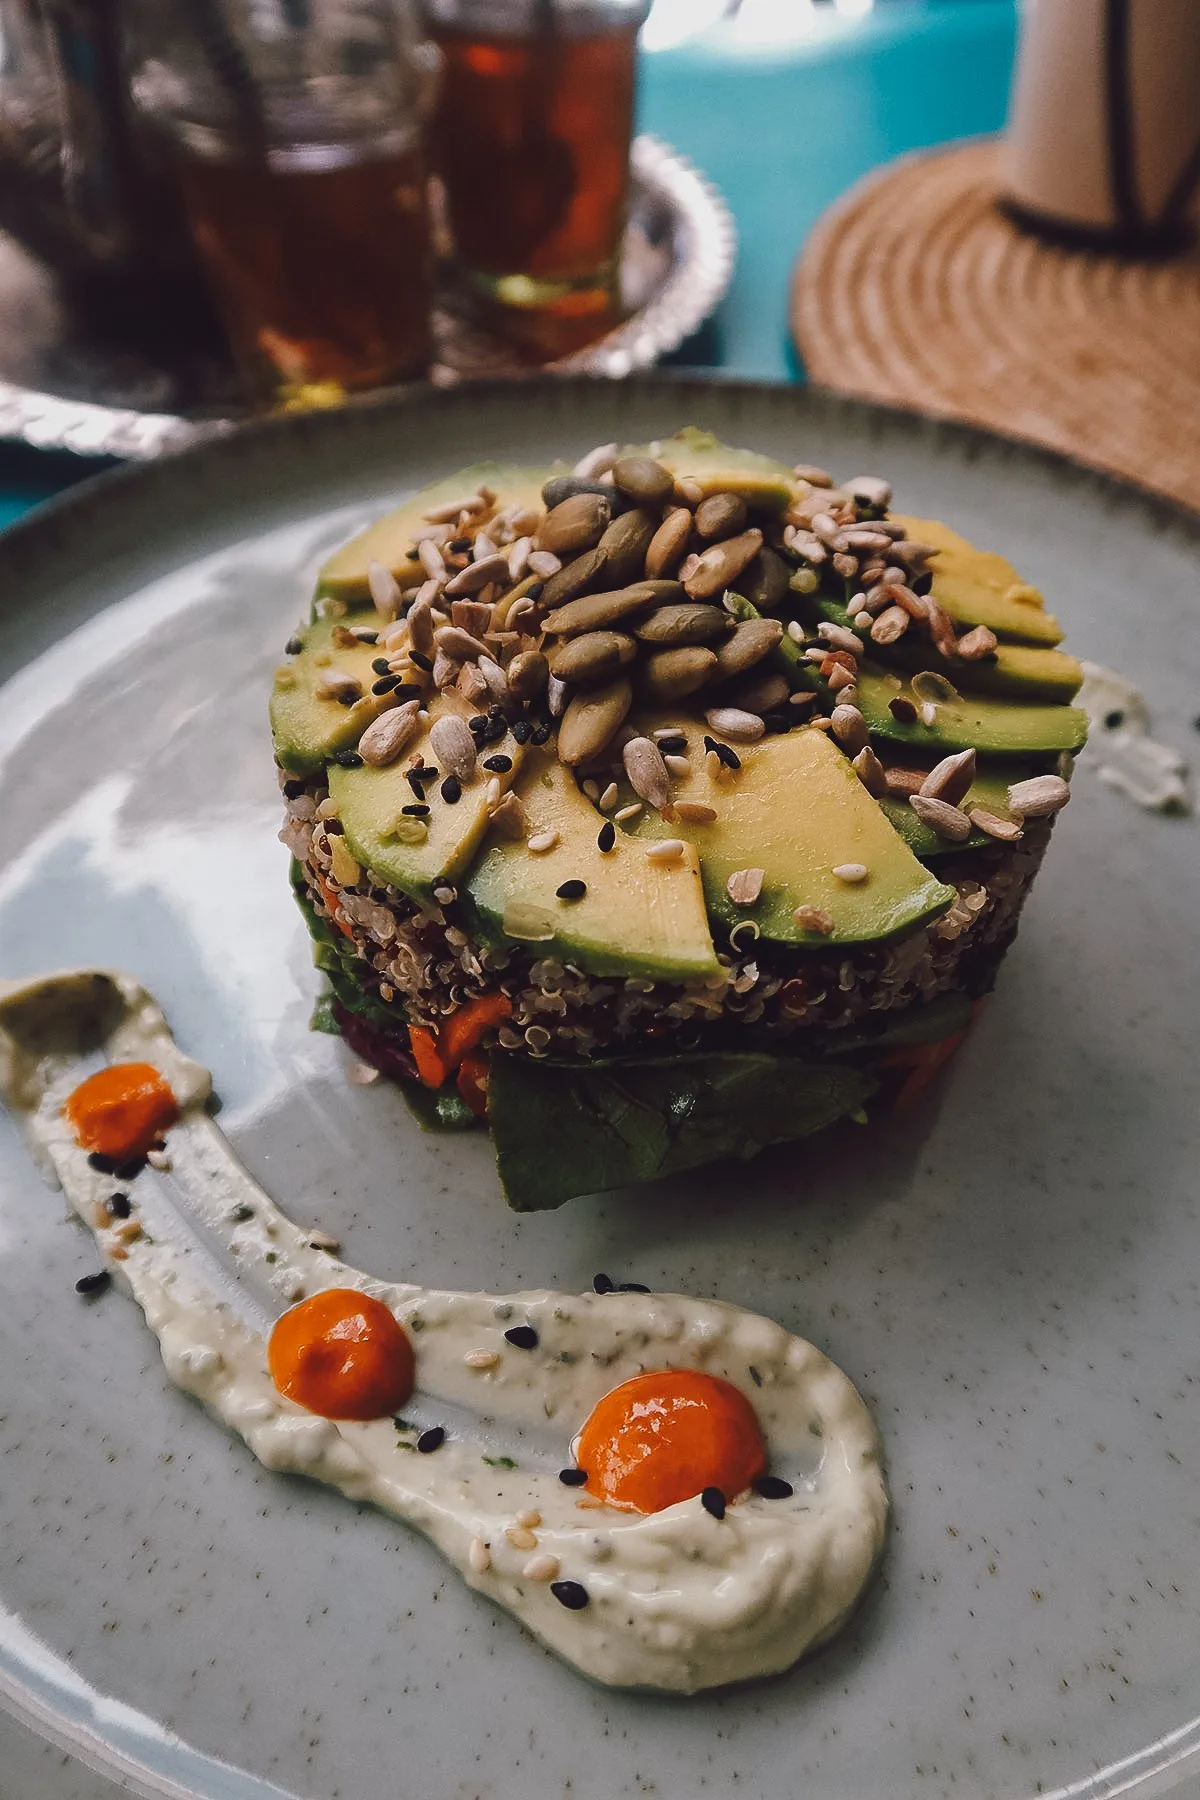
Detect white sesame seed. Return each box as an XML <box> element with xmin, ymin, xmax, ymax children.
<box><xmin>582</xmin><ymin>779</ymin><xmax>601</xmax><ymax>801</ymax></box>
<box><xmin>646</xmin><ymin>839</ymin><xmax>685</xmax><ymax>865</ymax></box>
<box><xmin>832</xmin><ymin>862</ymin><xmax>869</xmax><ymax>883</ymax></box>
<box><xmin>614</xmin><ymin>803</ymin><xmax>642</xmax><ymax>822</ymax></box>
<box><xmin>787</xmin><ymin>620</ymin><xmax>806</xmax><ymax>644</ymax></box>
<box><xmin>464</xmin><ymin>1349</ymin><xmax>500</xmax><ymax>1370</ymax></box>
<box><xmin>599</xmin><ymin>782</ymin><xmax>619</xmax><ymax>811</ymax></box>
<box><xmin>469</xmin><ymin>1537</ymin><xmax>491</xmax><ymax>1573</ymax></box>
<box><xmin>527</xmin><ymin>830</ymin><xmax>559</xmax><ymax>854</ymax></box>
<box><xmin>920</xmin><ymin>701</ymin><xmax>938</xmax><ymax>727</ymax></box>
<box><xmin>306</xmin><ymin>1230</ymin><xmax>340</xmax><ymax>1252</ymax></box>
<box><xmin>145</xmin><ymin>1148</ymin><xmax>172</xmax><ymax>1172</ymax></box>
<box><xmin>664</xmin><ymin>754</ymin><xmax>690</xmax><ymax>778</ymax></box>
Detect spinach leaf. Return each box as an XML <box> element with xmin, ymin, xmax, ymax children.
<box><xmin>397</xmin><ymin>1079</ymin><xmax>480</xmax><ymax>1133</ymax></box>
<box><xmin>488</xmin><ymin>1051</ymin><xmax>876</xmax><ymax>1212</ymax></box>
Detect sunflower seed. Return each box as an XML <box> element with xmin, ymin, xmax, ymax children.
<box><xmin>1006</xmin><ymin>774</ymin><xmax>1071</xmax><ymax>816</ymax></box>
<box><xmin>818</xmin><ymin>621</ymin><xmax>865</xmax><ymax>656</ymax></box>
<box><xmin>429</xmin><ymin>713</ymin><xmax>478</xmax><ymax>782</ymax></box>
<box><xmin>927</xmin><ymin>601</ymin><xmax>959</xmax><ymax>659</ymax></box>
<box><xmin>883</xmin><ymin>766</ymin><xmax>925</xmax><ymax>796</ymax></box>
<box><xmin>314</xmin><ymin>667</ymin><xmax>363</xmax><ymax>703</ymax></box>
<box><xmin>547</xmin><ymin>674</ymin><xmax>568</xmax><ymax>717</ymax></box>
<box><xmin>528</xmin><ymin>549</ymin><xmax>563</xmax><ymax>579</ymax></box>
<box><xmin>646</xmin><ymin>839</ymin><xmax>685</xmax><ymax>865</ymax></box>
<box><xmin>674</xmin><ymin>801</ymin><xmax>716</xmax><ymax>824</ymax></box>
<box><xmin>830</xmin><ymin>704</ymin><xmax>869</xmax><ymax>754</ymax></box>
<box><xmin>870</xmin><ymin>606</ymin><xmax>910</xmax><ymax>645</ymax></box>
<box><xmin>367</xmin><ymin>559</ymin><xmax>402</xmax><ymax>621</ymax></box>
<box><xmin>445</xmin><ymin>554</ymin><xmax>509</xmax><ymax>597</ymax></box>
<box><xmin>357</xmin><ymin>700</ymin><xmax>422</xmax><ymax>767</ymax></box>
<box><xmin>845</xmin><ymin>474</ymin><xmax>892</xmax><ymax>509</ymax></box>
<box><xmin>831</xmin><ymin>553</ymin><xmax>859</xmax><ymax>580</ymax></box>
<box><xmin>793</xmin><ymin>904</ymin><xmax>834</xmax><ymax>935</ymax></box>
<box><xmin>827</xmin><ymin>664</ymin><xmax>856</xmax><ymax>693</ymax></box>
<box><xmin>793</xmin><ymin>463</ymin><xmax>833</xmax><ymax>486</ymax></box>
<box><xmin>968</xmin><ymin>807</ymin><xmax>1024</xmax><ymax>842</ymax></box>
<box><xmin>851</xmin><ymin>744</ymin><xmax>887</xmax><ymax>795</ymax></box>
<box><xmin>423</xmin><ymin>493</ymin><xmax>488</xmax><ymax>523</ymax></box>
<box><xmin>705</xmin><ymin>707</ymin><xmax>765</xmax><ymax>743</ymax></box>
<box><xmin>573</xmin><ymin>441</ymin><xmax>618</xmax><ymax>479</ymax></box>
<box><xmin>726</xmin><ymin>866</ymin><xmax>764</xmax><ymax>906</ymax></box>
<box><xmin>506</xmin><ymin>536</ymin><xmax>533</xmax><ymax>581</ymax></box>
<box><xmin>909</xmin><ymin>794</ymin><xmax>971</xmax><ymax>840</ymax></box>
<box><xmin>785</xmin><ymin>527</ymin><xmax>828</xmax><ymax>565</ymax></box>
<box><xmin>644</xmin><ymin>507</ymin><xmax>694</xmax><ymax>579</ymax></box>
<box><xmin>434</xmin><ymin>625</ymin><xmax>488</xmax><ymax>662</ymax></box>
<box><xmin>623</xmin><ymin>736</ymin><xmax>672</xmax><ymax>809</ymax></box>
<box><xmin>956</xmin><ymin>624</ymin><xmax>1000</xmax><ymax>661</ymax></box>
<box><xmin>418</xmin><ymin>538</ymin><xmax>447</xmax><ymax>582</ymax></box>
<box><xmin>557</xmin><ymin>678</ymin><xmax>633</xmax><ymax>765</ymax></box>
<box><xmin>920</xmin><ymin>747</ymin><xmax>977</xmax><ymax>805</ymax></box>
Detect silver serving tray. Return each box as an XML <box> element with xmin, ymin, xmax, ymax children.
<box><xmin>0</xmin><ymin>134</ymin><xmax>734</xmax><ymax>461</ymax></box>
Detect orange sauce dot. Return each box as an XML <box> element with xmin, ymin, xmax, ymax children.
<box><xmin>65</xmin><ymin>1062</ymin><xmax>179</xmax><ymax>1162</ymax></box>
<box><xmin>268</xmin><ymin>1288</ymin><xmax>414</xmax><ymax>1421</ymax></box>
<box><xmin>576</xmin><ymin>1370</ymin><xmax>767</xmax><ymax>1515</ymax></box>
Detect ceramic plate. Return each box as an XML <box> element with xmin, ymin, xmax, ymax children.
<box><xmin>1</xmin><ymin>379</ymin><xmax>1198</xmax><ymax>1800</ymax></box>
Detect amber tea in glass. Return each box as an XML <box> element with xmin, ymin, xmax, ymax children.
<box><xmin>427</xmin><ymin>0</ymin><xmax>650</xmax><ymax>361</ymax></box>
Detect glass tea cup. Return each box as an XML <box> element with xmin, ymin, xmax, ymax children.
<box><xmin>424</xmin><ymin>0</ymin><xmax>650</xmax><ymax>362</ymax></box>
<box><xmin>128</xmin><ymin>0</ymin><xmax>438</xmax><ymax>408</ymax></box>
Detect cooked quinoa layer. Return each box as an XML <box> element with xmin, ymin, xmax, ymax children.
<box><xmin>281</xmin><ymin>774</ymin><xmax>1052</xmax><ymax>1062</ymax></box>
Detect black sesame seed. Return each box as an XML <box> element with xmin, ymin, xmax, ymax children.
<box><xmin>334</xmin><ymin>749</ymin><xmax>364</xmax><ymax>768</ymax></box>
<box><xmin>912</xmin><ymin>569</ymin><xmax>933</xmax><ymax>596</ymax></box>
<box><xmin>597</xmin><ymin>820</ymin><xmax>616</xmax><ymax>853</ymax></box>
<box><xmin>115</xmin><ymin>1157</ymin><xmax>146</xmax><ymax>1181</ymax></box>
<box><xmin>282</xmin><ymin>778</ymin><xmax>307</xmax><ymax>799</ymax></box>
<box><xmin>231</xmin><ymin>1203</ymin><xmax>255</xmax><ymax>1222</ymax></box>
<box><xmin>409</xmin><ymin>650</ymin><xmax>434</xmax><ymax>673</ymax></box>
<box><xmin>392</xmin><ymin>684</ymin><xmax>424</xmax><ymax>704</ymax></box>
<box><xmin>107</xmin><ymin>1192</ymin><xmax>131</xmax><ymax>1219</ymax></box>
<box><xmin>355</xmin><ymin>630</ymin><xmax>378</xmax><ymax>645</ymax></box>
<box><xmin>405</xmin><ymin>767</ymin><xmax>433</xmax><ymax>797</ymax></box>
<box><xmin>401</xmin><ymin>803</ymin><xmax>431</xmax><ymax>817</ymax></box>
<box><xmin>441</xmin><ymin>774</ymin><xmax>462</xmax><ymax>805</ymax></box>
<box><xmin>656</xmin><ymin>734</ymin><xmax>687</xmax><ymax>754</ymax></box>
<box><xmin>488</xmin><ymin>704</ymin><xmax>504</xmax><ymax>719</ymax></box>
<box><xmin>753</xmin><ymin>1474</ymin><xmax>794</xmax><ymax>1499</ymax></box>
<box><xmin>718</xmin><ymin>743</ymin><xmax>741</xmax><ymax>769</ymax></box>
<box><xmin>592</xmin><ymin>1272</ymin><xmax>614</xmax><ymax>1294</ymax></box>
<box><xmin>616</xmin><ymin>1281</ymin><xmax>650</xmax><ymax>1293</ymax></box>
<box><xmin>87</xmin><ymin>1151</ymin><xmax>118</xmax><ymax>1174</ymax></box>
<box><xmin>700</xmin><ymin>1486</ymin><xmax>726</xmax><ymax>1519</ymax></box>
<box><xmin>1105</xmin><ymin>709</ymin><xmax>1125</xmax><ymax>730</ymax></box>
<box><xmin>285</xmin><ymin>635</ymin><xmax>303</xmax><ymax>656</ymax></box>
<box><xmin>406</xmin><ymin>547</ymin><xmax>421</xmax><ymax>561</ymax></box>
<box><xmin>559</xmin><ymin>1467</ymin><xmax>589</xmax><ymax>1486</ymax></box>
<box><xmin>511</xmin><ymin>719</ymin><xmax>532</xmax><ymax>745</ymax></box>
<box><xmin>702</xmin><ymin>734</ymin><xmax>720</xmax><ymax>756</ymax></box>
<box><xmin>556</xmin><ymin>879</ymin><xmax>586</xmax><ymax>901</ymax></box>
<box><xmin>336</xmin><ymin>691</ymin><xmax>358</xmax><ymax>706</ymax></box>
<box><xmin>484</xmin><ymin>753</ymin><xmax>513</xmax><ymax>773</ymax></box>
<box><xmin>748</xmin><ymin>1364</ymin><xmax>763</xmax><ymax>1387</ymax></box>
<box><xmin>531</xmin><ymin>722</ymin><xmax>552</xmax><ymax>746</ymax></box>
<box><xmin>485</xmin><ymin>718</ymin><xmax>508</xmax><ymax>743</ymax></box>
<box><xmin>324</xmin><ymin>818</ymin><xmax>344</xmax><ymax>834</ymax></box>
<box><xmin>762</xmin><ymin>711</ymin><xmax>791</xmax><ymax>733</ymax></box>
<box><xmin>372</xmin><ymin>657</ymin><xmax>391</xmax><ymax>675</ymax></box>
<box><xmin>504</xmin><ymin>1324</ymin><xmax>538</xmax><ymax>1349</ymax></box>
<box><xmin>75</xmin><ymin>1270</ymin><xmax>111</xmax><ymax>1297</ymax></box>
<box><xmin>469</xmin><ymin>714</ymin><xmax>490</xmax><ymax>733</ymax></box>
<box><xmin>371</xmin><ymin>675</ymin><xmax>400</xmax><ymax>695</ymax></box>
<box><xmin>550</xmin><ymin>1579</ymin><xmax>590</xmax><ymax>1611</ymax></box>
<box><xmin>526</xmin><ymin>582</ymin><xmax>545</xmax><ymax>602</ymax></box>
<box><xmin>450</xmin><ymin>537</ymin><xmax>471</xmax><ymax>553</ymax></box>
<box><xmin>416</xmin><ymin>1426</ymin><xmax>446</xmax><ymax>1453</ymax></box>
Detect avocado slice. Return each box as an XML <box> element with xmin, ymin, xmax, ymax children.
<box><xmin>270</xmin><ymin>616</ymin><xmax>386</xmax><ymax>775</ymax></box>
<box><xmin>621</xmin><ymin>429</ymin><xmax>795</xmax><ymax>513</ymax></box>
<box><xmin>855</xmin><ymin>663</ymin><xmax>1089</xmax><ymax>757</ymax></box>
<box><xmin>329</xmin><ymin>700</ymin><xmax>527</xmax><ymax>907</ymax></box>
<box><xmin>637</xmin><ymin>727</ymin><xmax>955</xmax><ymax>947</ymax></box>
<box><xmin>893</xmin><ymin>514</ymin><xmax>1064</xmax><ymax>646</ymax></box>
<box><xmin>879</xmin><ymin>760</ymin><xmax>1031</xmax><ymax>856</ymax></box>
<box><xmin>467</xmin><ymin>754</ymin><xmax>718</xmax><ymax>981</ymax></box>
<box><xmin>812</xmin><ymin>595</ymin><xmax>1083</xmax><ymax>701</ymax></box>
<box><xmin>318</xmin><ymin>463</ymin><xmax>555</xmax><ymax>601</ymax></box>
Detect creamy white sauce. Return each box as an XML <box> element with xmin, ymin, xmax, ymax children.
<box><xmin>1078</xmin><ymin>662</ymin><xmax>1191</xmax><ymax>814</ymax></box>
<box><xmin>0</xmin><ymin>969</ymin><xmax>888</xmax><ymax>1695</ymax></box>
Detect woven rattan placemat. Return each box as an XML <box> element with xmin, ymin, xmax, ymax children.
<box><xmin>791</xmin><ymin>139</ymin><xmax>1200</xmax><ymax>511</ymax></box>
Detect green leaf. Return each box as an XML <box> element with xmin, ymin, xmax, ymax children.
<box><xmin>397</xmin><ymin>1080</ymin><xmax>480</xmax><ymax>1134</ymax></box>
<box><xmin>487</xmin><ymin>1051</ymin><xmax>877</xmax><ymax>1212</ymax></box>
<box><xmin>308</xmin><ymin>993</ymin><xmax>340</xmax><ymax>1035</ymax></box>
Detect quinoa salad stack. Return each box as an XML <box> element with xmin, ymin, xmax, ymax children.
<box><xmin>271</xmin><ymin>430</ymin><xmax>1088</xmax><ymax>1209</ymax></box>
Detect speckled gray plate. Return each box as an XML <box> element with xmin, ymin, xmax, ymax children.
<box><xmin>1</xmin><ymin>379</ymin><xmax>1198</xmax><ymax>1800</ymax></box>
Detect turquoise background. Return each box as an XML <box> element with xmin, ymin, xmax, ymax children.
<box><xmin>0</xmin><ymin>0</ymin><xmax>1018</xmax><ymax>526</ymax></box>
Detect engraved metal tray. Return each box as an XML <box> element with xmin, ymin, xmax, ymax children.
<box><xmin>0</xmin><ymin>134</ymin><xmax>735</xmax><ymax>461</ymax></box>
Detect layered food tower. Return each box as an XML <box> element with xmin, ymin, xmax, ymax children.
<box><xmin>272</xmin><ymin>431</ymin><xmax>1088</xmax><ymax>1209</ymax></box>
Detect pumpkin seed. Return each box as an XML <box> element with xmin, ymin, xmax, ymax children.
<box><xmin>597</xmin><ymin>508</ymin><xmax>658</xmax><ymax>587</ymax></box>
<box><xmin>694</xmin><ymin>492</ymin><xmax>747</xmax><ymax>540</ymax></box>
<box><xmin>644</xmin><ymin>507</ymin><xmax>693</xmax><ymax>579</ymax></box>
<box><xmin>634</xmin><ymin>602</ymin><xmax>729</xmax><ymax>646</ymax></box>
<box><xmin>549</xmin><ymin>631</ymin><xmax>638</xmax><ymax>684</ymax></box>
<box><xmin>708</xmin><ymin>617</ymin><xmax>782</xmax><ymax>682</ymax></box>
<box><xmin>611</xmin><ymin>455</ymin><xmax>674</xmax><ymax>506</ymax></box>
<box><xmin>536</xmin><ymin>492</ymin><xmax>611</xmax><ymax>556</ymax></box>
<box><xmin>738</xmin><ymin>546</ymin><xmax>791</xmax><ymax>611</ymax></box>
<box><xmin>557</xmin><ymin>677</ymin><xmax>633</xmax><ymax>765</ymax></box>
<box><xmin>638</xmin><ymin>646</ymin><xmax>719</xmax><ymax>704</ymax></box>
<box><xmin>539</xmin><ymin>546</ymin><xmax>608</xmax><ymax>609</ymax></box>
<box><xmin>682</xmin><ymin>529</ymin><xmax>764</xmax><ymax>599</ymax></box>
<box><xmin>542</xmin><ymin>579</ymin><xmax>680</xmax><ymax>636</ymax></box>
